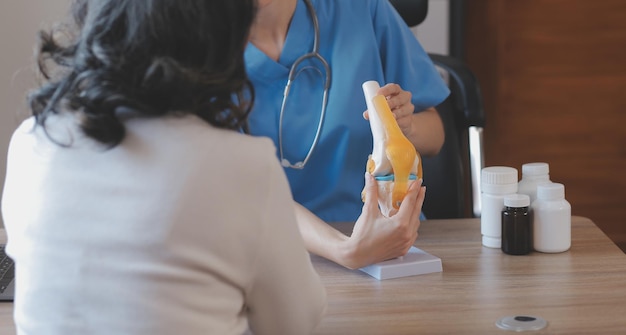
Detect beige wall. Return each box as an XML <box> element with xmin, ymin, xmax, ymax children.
<box><xmin>414</xmin><ymin>0</ymin><xmax>450</xmax><ymax>56</ymax></box>
<box><xmin>0</xmin><ymin>1</ymin><xmax>69</xmax><ymax>226</ymax></box>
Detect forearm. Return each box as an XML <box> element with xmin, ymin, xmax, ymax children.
<box><xmin>406</xmin><ymin>107</ymin><xmax>444</xmax><ymax>156</ymax></box>
<box><xmin>294</xmin><ymin>202</ymin><xmax>360</xmax><ymax>269</ymax></box>
<box><xmin>292</xmin><ymin>172</ymin><xmax>426</xmax><ymax>270</ymax></box>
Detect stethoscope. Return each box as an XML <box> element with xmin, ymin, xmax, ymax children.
<box><xmin>278</xmin><ymin>0</ymin><xmax>332</xmax><ymax>169</ymax></box>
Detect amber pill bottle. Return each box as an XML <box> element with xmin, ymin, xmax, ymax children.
<box><xmin>501</xmin><ymin>194</ymin><xmax>532</xmax><ymax>255</ymax></box>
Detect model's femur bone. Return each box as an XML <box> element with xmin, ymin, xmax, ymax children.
<box><xmin>362</xmin><ymin>81</ymin><xmax>422</xmax><ymax>212</ymax></box>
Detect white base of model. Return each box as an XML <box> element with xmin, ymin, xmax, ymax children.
<box><xmin>359</xmin><ymin>246</ymin><xmax>442</xmax><ymax>280</ymax></box>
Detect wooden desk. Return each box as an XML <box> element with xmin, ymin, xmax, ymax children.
<box><xmin>1</xmin><ymin>217</ymin><xmax>624</xmax><ymax>334</ymax></box>
<box><xmin>312</xmin><ymin>216</ymin><xmax>626</xmax><ymax>334</ymax></box>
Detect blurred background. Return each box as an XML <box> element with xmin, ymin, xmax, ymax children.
<box><xmin>461</xmin><ymin>0</ymin><xmax>626</xmax><ymax>252</ymax></box>
<box><xmin>1</xmin><ymin>0</ymin><xmax>624</xmax><ymax>253</ymax></box>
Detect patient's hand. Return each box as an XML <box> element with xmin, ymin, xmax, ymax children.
<box><xmin>344</xmin><ymin>173</ymin><xmax>426</xmax><ymax>269</ymax></box>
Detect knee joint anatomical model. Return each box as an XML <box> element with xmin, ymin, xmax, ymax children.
<box><xmin>362</xmin><ymin>81</ymin><xmax>422</xmax><ymax>216</ymax></box>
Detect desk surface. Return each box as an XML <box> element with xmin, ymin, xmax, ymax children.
<box><xmin>311</xmin><ymin>216</ymin><xmax>626</xmax><ymax>334</ymax></box>
<box><xmin>0</xmin><ymin>217</ymin><xmax>624</xmax><ymax>334</ymax></box>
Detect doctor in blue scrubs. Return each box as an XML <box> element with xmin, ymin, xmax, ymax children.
<box><xmin>246</xmin><ymin>0</ymin><xmax>449</xmax><ymax>269</ymax></box>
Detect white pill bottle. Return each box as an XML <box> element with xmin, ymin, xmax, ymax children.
<box><xmin>517</xmin><ymin>162</ymin><xmax>551</xmax><ymax>204</ymax></box>
<box><xmin>481</xmin><ymin>166</ymin><xmax>518</xmax><ymax>248</ymax></box>
<box><xmin>533</xmin><ymin>183</ymin><xmax>571</xmax><ymax>253</ymax></box>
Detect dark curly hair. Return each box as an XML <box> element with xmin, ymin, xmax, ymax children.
<box><xmin>29</xmin><ymin>0</ymin><xmax>257</xmax><ymax>147</ymax></box>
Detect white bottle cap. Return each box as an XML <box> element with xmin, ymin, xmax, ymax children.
<box><xmin>522</xmin><ymin>162</ymin><xmax>549</xmax><ymax>176</ymax></box>
<box><xmin>504</xmin><ymin>194</ymin><xmax>530</xmax><ymax>207</ymax></box>
<box><xmin>481</xmin><ymin>166</ymin><xmax>518</xmax><ymax>194</ymax></box>
<box><xmin>537</xmin><ymin>183</ymin><xmax>565</xmax><ymax>200</ymax></box>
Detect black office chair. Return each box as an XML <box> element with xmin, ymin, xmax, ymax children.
<box><xmin>389</xmin><ymin>0</ymin><xmax>486</xmax><ymax>219</ymax></box>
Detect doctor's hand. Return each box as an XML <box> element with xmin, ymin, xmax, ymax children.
<box><xmin>363</xmin><ymin>83</ymin><xmax>416</xmax><ymax>139</ymax></box>
<box><xmin>363</xmin><ymin>82</ymin><xmax>444</xmax><ymax>156</ymax></box>
<box><xmin>342</xmin><ymin>173</ymin><xmax>426</xmax><ymax>269</ymax></box>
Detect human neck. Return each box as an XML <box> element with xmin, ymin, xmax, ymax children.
<box><xmin>249</xmin><ymin>0</ymin><xmax>297</xmax><ymax>61</ymax></box>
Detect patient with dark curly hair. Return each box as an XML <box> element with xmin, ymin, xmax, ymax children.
<box><xmin>1</xmin><ymin>1</ymin><xmax>326</xmax><ymax>334</ymax></box>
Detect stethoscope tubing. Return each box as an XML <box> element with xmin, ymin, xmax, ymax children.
<box><xmin>278</xmin><ymin>0</ymin><xmax>332</xmax><ymax>169</ymax></box>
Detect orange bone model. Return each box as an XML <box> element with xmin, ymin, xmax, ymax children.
<box><xmin>362</xmin><ymin>81</ymin><xmax>422</xmax><ymax>211</ymax></box>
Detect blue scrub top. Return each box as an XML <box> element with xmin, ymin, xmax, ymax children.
<box><xmin>245</xmin><ymin>0</ymin><xmax>449</xmax><ymax>222</ymax></box>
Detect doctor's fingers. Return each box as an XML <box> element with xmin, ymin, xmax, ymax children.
<box><xmin>390</xmin><ymin>95</ymin><xmax>415</xmax><ymax>119</ymax></box>
<box><xmin>377</xmin><ymin>83</ymin><xmax>402</xmax><ymax>97</ymax></box>
<box><xmin>380</xmin><ymin>85</ymin><xmax>412</xmax><ymax>109</ymax></box>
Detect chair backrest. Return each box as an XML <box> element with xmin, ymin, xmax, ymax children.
<box><xmin>389</xmin><ymin>0</ymin><xmax>429</xmax><ymax>27</ymax></box>
<box><xmin>389</xmin><ymin>0</ymin><xmax>486</xmax><ymax>219</ymax></box>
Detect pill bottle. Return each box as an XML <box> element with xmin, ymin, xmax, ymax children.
<box><xmin>501</xmin><ymin>194</ymin><xmax>532</xmax><ymax>255</ymax></box>
<box><xmin>533</xmin><ymin>183</ymin><xmax>571</xmax><ymax>253</ymax></box>
<box><xmin>481</xmin><ymin>166</ymin><xmax>518</xmax><ymax>248</ymax></box>
<box><xmin>518</xmin><ymin>162</ymin><xmax>551</xmax><ymax>204</ymax></box>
